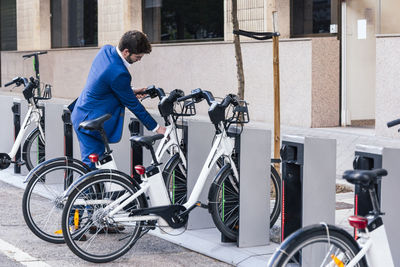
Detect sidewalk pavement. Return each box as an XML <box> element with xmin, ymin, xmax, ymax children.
<box><xmin>1</xmin><ymin>124</ymin><xmax>399</xmax><ymax>266</ymax></box>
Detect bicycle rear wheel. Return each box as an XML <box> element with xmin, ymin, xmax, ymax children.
<box><xmin>22</xmin><ymin>158</ymin><xmax>89</xmax><ymax>243</ymax></box>
<box><xmin>23</xmin><ymin>127</ymin><xmax>45</xmax><ymax>171</ymax></box>
<box><xmin>61</xmin><ymin>171</ymin><xmax>146</xmax><ymax>263</ymax></box>
<box><xmin>268</xmin><ymin>224</ymin><xmax>367</xmax><ymax>267</ymax></box>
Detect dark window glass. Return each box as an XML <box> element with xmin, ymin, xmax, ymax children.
<box><xmin>291</xmin><ymin>0</ymin><xmax>338</xmax><ymax>36</ymax></box>
<box><xmin>143</xmin><ymin>0</ymin><xmax>223</xmax><ymax>43</ymax></box>
<box><xmin>51</xmin><ymin>0</ymin><xmax>97</xmax><ymax>48</ymax></box>
<box><xmin>0</xmin><ymin>0</ymin><xmax>17</xmax><ymax>51</ymax></box>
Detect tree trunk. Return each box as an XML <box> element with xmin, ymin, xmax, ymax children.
<box><xmin>231</xmin><ymin>0</ymin><xmax>245</xmax><ymax>100</ymax></box>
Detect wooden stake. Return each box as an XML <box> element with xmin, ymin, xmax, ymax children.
<box><xmin>273</xmin><ymin>34</ymin><xmax>280</xmax><ymax>170</ymax></box>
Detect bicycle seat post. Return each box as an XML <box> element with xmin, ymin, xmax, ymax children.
<box><xmin>148</xmin><ymin>145</ymin><xmax>160</xmax><ymax>166</ymax></box>
<box><xmin>98</xmin><ymin>128</ymin><xmax>112</xmax><ymax>154</ymax></box>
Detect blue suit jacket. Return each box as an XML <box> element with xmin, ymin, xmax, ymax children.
<box><xmin>71</xmin><ymin>45</ymin><xmax>157</xmax><ymax>143</ymax></box>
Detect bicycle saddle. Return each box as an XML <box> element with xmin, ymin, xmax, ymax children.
<box><xmin>343</xmin><ymin>169</ymin><xmax>387</xmax><ymax>187</ymax></box>
<box><xmin>79</xmin><ymin>114</ymin><xmax>111</xmax><ymax>131</ymax></box>
<box><xmin>130</xmin><ymin>134</ymin><xmax>164</xmax><ymax>148</ymax></box>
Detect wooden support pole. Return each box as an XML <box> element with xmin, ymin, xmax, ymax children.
<box><xmin>273</xmin><ymin>34</ymin><xmax>280</xmax><ymax>170</ymax></box>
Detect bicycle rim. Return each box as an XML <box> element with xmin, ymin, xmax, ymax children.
<box><xmin>62</xmin><ymin>175</ymin><xmax>144</xmax><ymax>263</ymax></box>
<box><xmin>270</xmin><ymin>226</ymin><xmax>365</xmax><ymax>267</ymax></box>
<box><xmin>22</xmin><ymin>163</ymin><xmax>86</xmax><ymax>243</ymax></box>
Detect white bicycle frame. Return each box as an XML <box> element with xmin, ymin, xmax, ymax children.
<box><xmin>346</xmin><ymin>223</ymin><xmax>394</xmax><ymax>267</ymax></box>
<box><xmin>96</xmin><ymin>115</ymin><xmax>186</xmax><ymax>171</ymax></box>
<box><xmin>154</xmin><ymin>117</ymin><xmax>187</xmax><ymax>169</ymax></box>
<box><xmin>77</xmin><ymin>122</ymin><xmax>238</xmax><ymax>228</ymax></box>
<box><xmin>8</xmin><ymin>99</ymin><xmax>45</xmax><ymax>159</ymax></box>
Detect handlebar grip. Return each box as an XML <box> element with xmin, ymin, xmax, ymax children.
<box><xmin>4</xmin><ymin>81</ymin><xmax>15</xmax><ymax>87</ymax></box>
<box><xmin>38</xmin><ymin>51</ymin><xmax>48</xmax><ymax>55</ymax></box>
<box><xmin>387</xmin><ymin>119</ymin><xmax>400</xmax><ymax>128</ymax></box>
<box><xmin>177</xmin><ymin>94</ymin><xmax>193</xmax><ymax>102</ymax></box>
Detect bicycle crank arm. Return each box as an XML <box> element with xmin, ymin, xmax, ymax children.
<box><xmin>129</xmin><ymin>204</ymin><xmax>187</xmax><ymax>229</ymax></box>
<box><xmin>10</xmin><ymin>160</ymin><xmax>26</xmax><ymax>166</ymax></box>
<box><xmin>179</xmin><ymin>201</ymin><xmax>207</xmax><ymax>218</ymax></box>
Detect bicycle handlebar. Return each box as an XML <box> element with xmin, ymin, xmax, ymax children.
<box><xmin>387</xmin><ymin>118</ymin><xmax>400</xmax><ymax>128</ymax></box>
<box><xmin>137</xmin><ymin>85</ymin><xmax>166</xmax><ymax>100</ymax></box>
<box><xmin>4</xmin><ymin>77</ymin><xmax>29</xmax><ymax>87</ymax></box>
<box><xmin>177</xmin><ymin>88</ymin><xmax>215</xmax><ymax>105</ymax></box>
<box><xmin>233</xmin><ymin>29</ymin><xmax>279</xmax><ymax>40</ymax></box>
<box><xmin>22</xmin><ymin>51</ymin><xmax>47</xmax><ymax>58</ymax></box>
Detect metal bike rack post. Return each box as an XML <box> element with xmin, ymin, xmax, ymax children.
<box><xmin>186</xmin><ymin>119</ymin><xmax>215</xmax><ymax>229</ymax></box>
<box><xmin>381</xmin><ymin>147</ymin><xmax>400</xmax><ymax>264</ymax></box>
<box><xmin>38</xmin><ymin>102</ymin><xmax>46</xmax><ymax>163</ymax></box>
<box><xmin>280</xmin><ymin>135</ymin><xmax>336</xmax><ymax>241</ymax></box>
<box><xmin>0</xmin><ymin>96</ymin><xmax>14</xmax><ymax>155</ymax></box>
<box><xmin>238</xmin><ymin>127</ymin><xmax>270</xmax><ymax>247</ymax></box>
<box><xmin>62</xmin><ymin>106</ymin><xmax>73</xmax><ymax>158</ymax></box>
<box><xmin>353</xmin><ymin>145</ymin><xmax>382</xmax><ymax>218</ymax></box>
<box><xmin>44</xmin><ymin>103</ymin><xmax>64</xmax><ymax>160</ymax></box>
<box><xmin>12</xmin><ymin>99</ymin><xmax>21</xmax><ymax>174</ymax></box>
<box><xmin>129</xmin><ymin>117</ymin><xmax>143</xmax><ymax>184</ymax></box>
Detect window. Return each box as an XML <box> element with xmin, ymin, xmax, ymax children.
<box><xmin>0</xmin><ymin>0</ymin><xmax>17</xmax><ymax>51</ymax></box>
<box><xmin>291</xmin><ymin>0</ymin><xmax>338</xmax><ymax>37</ymax></box>
<box><xmin>51</xmin><ymin>0</ymin><xmax>97</xmax><ymax>48</ymax></box>
<box><xmin>143</xmin><ymin>0</ymin><xmax>223</xmax><ymax>43</ymax></box>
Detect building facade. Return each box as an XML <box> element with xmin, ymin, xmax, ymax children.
<box><xmin>0</xmin><ymin>0</ymin><xmax>399</xmax><ymax>137</ymax></box>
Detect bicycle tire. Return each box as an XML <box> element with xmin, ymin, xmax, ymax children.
<box><xmin>270</xmin><ymin>166</ymin><xmax>281</xmax><ymax>228</ymax></box>
<box><xmin>208</xmin><ymin>165</ymin><xmax>281</xmax><ymax>240</ymax></box>
<box><xmin>22</xmin><ymin>158</ymin><xmax>90</xmax><ymax>243</ymax></box>
<box><xmin>23</xmin><ymin>127</ymin><xmax>45</xmax><ymax>171</ymax></box>
<box><xmin>61</xmin><ymin>170</ymin><xmax>146</xmax><ymax>263</ymax></box>
<box><xmin>163</xmin><ymin>153</ymin><xmax>187</xmax><ymax>204</ymax></box>
<box><xmin>268</xmin><ymin>224</ymin><xmax>367</xmax><ymax>267</ymax></box>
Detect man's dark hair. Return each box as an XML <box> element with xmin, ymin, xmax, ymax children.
<box><xmin>118</xmin><ymin>30</ymin><xmax>152</xmax><ymax>54</ymax></box>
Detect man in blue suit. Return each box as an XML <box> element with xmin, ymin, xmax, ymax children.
<box><xmin>71</xmin><ymin>30</ymin><xmax>165</xmax><ymax>168</ymax></box>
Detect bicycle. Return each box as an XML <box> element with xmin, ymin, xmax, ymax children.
<box><xmin>267</xmin><ymin>167</ymin><xmax>394</xmax><ymax>266</ymax></box>
<box><xmin>21</xmin><ymin>86</ymin><xmax>193</xmax><ymax>244</ymax></box>
<box><xmin>59</xmin><ymin>90</ymin><xmax>275</xmax><ymax>263</ymax></box>
<box><xmin>0</xmin><ymin>52</ymin><xmax>51</xmax><ymax>171</ymax></box>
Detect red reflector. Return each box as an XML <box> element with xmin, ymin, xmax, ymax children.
<box><xmin>348</xmin><ymin>215</ymin><xmax>368</xmax><ymax>229</ymax></box>
<box><xmin>89</xmin><ymin>154</ymin><xmax>99</xmax><ymax>163</ymax></box>
<box><xmin>135</xmin><ymin>165</ymin><xmax>145</xmax><ymax>175</ymax></box>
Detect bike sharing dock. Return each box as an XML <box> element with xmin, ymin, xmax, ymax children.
<box><xmin>1</xmin><ymin>95</ymin><xmax>400</xmax><ymax>266</ymax></box>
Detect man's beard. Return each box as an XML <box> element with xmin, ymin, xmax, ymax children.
<box><xmin>125</xmin><ymin>55</ymin><xmax>134</xmax><ymax>64</ymax></box>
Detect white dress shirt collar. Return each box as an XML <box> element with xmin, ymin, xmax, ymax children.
<box><xmin>116</xmin><ymin>47</ymin><xmax>132</xmax><ymax>69</ymax></box>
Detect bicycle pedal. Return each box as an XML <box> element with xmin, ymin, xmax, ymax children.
<box><xmin>11</xmin><ymin>160</ymin><xmax>26</xmax><ymax>166</ymax></box>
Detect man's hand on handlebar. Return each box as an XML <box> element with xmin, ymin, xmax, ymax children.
<box><xmin>133</xmin><ymin>87</ymin><xmax>147</xmax><ymax>99</ymax></box>
<box><xmin>156</xmin><ymin>126</ymin><xmax>166</xmax><ymax>135</ymax></box>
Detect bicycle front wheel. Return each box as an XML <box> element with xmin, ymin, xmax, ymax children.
<box><xmin>163</xmin><ymin>154</ymin><xmax>187</xmax><ymax>204</ymax></box>
<box><xmin>22</xmin><ymin>158</ymin><xmax>89</xmax><ymax>243</ymax></box>
<box><xmin>23</xmin><ymin>128</ymin><xmax>45</xmax><ymax>171</ymax></box>
<box><xmin>61</xmin><ymin>171</ymin><xmax>146</xmax><ymax>263</ymax></box>
<box><xmin>209</xmin><ymin>165</ymin><xmax>281</xmax><ymax>240</ymax></box>
<box><xmin>268</xmin><ymin>224</ymin><xmax>367</xmax><ymax>267</ymax></box>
